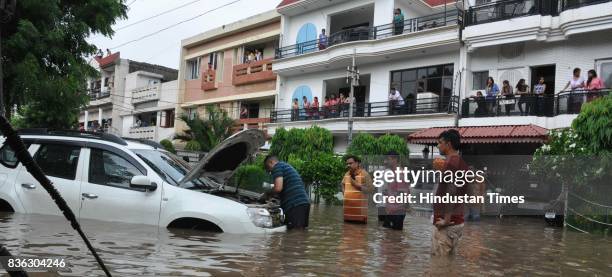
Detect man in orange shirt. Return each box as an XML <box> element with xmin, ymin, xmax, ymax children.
<box><xmin>342</xmin><ymin>155</ymin><xmax>372</xmax><ymax>223</ymax></box>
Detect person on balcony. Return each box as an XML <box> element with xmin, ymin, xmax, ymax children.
<box><xmin>302</xmin><ymin>96</ymin><xmax>311</xmax><ymax>119</ymax></box>
<box><xmin>501</xmin><ymin>80</ymin><xmax>515</xmax><ymax>116</ymax></box>
<box><xmin>485</xmin><ymin>77</ymin><xmax>499</xmax><ymax>116</ymax></box>
<box><xmin>247</xmin><ymin>51</ymin><xmax>256</xmax><ymax>63</ymax></box>
<box><xmin>323</xmin><ymin>96</ymin><xmax>331</xmax><ymax>118</ymax></box>
<box><xmin>318</xmin><ymin>28</ymin><xmax>328</xmax><ymax>50</ymax></box>
<box><xmin>291</xmin><ymin>98</ymin><xmax>299</xmax><ymax>121</ymax></box>
<box><xmin>240</xmin><ymin>105</ymin><xmax>248</xmax><ymax>119</ymax></box>
<box><xmin>339</xmin><ymin>93</ymin><xmax>347</xmax><ymax>117</ymax></box>
<box><xmin>515</xmin><ymin>79</ymin><xmax>530</xmax><ymax>116</ymax></box>
<box><xmin>388</xmin><ymin>87</ymin><xmax>404</xmax><ymax>115</ymax></box>
<box><xmin>586</xmin><ymin>69</ymin><xmax>605</xmax><ymax>102</ymax></box>
<box><xmin>255</xmin><ymin>49</ymin><xmax>262</xmax><ymax>61</ymax></box>
<box><xmin>533</xmin><ymin>77</ymin><xmax>547</xmax><ymax>116</ymax></box>
<box><xmin>393</xmin><ymin>8</ymin><xmax>405</xmax><ymax>35</ymax></box>
<box><xmin>329</xmin><ymin>94</ymin><xmax>339</xmax><ymax>117</ymax></box>
<box><xmin>471</xmin><ymin>91</ymin><xmax>487</xmax><ymax>117</ymax></box>
<box><xmin>561</xmin><ymin>67</ymin><xmax>585</xmax><ymax>114</ymax></box>
<box><xmin>312</xmin><ymin>96</ymin><xmax>320</xmax><ymax>119</ymax></box>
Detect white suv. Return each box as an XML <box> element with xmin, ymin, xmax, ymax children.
<box><xmin>0</xmin><ymin>129</ymin><xmax>285</xmax><ymax>233</ymax></box>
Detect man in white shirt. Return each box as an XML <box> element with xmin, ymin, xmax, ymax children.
<box><xmin>389</xmin><ymin>87</ymin><xmax>405</xmax><ymax>115</ymax></box>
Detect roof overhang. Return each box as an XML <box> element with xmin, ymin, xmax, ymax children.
<box><xmin>408</xmin><ymin>124</ymin><xmax>549</xmax><ymax>145</ymax></box>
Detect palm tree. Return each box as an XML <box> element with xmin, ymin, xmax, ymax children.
<box><xmin>175</xmin><ymin>105</ymin><xmax>235</xmax><ymax>152</ymax></box>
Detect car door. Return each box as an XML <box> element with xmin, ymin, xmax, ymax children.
<box><xmin>78</xmin><ymin>146</ymin><xmax>161</xmax><ymax>226</ymax></box>
<box><xmin>14</xmin><ymin>143</ymin><xmax>84</xmax><ymax>215</ymax></box>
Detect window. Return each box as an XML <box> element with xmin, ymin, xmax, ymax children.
<box><xmin>186</xmin><ymin>57</ymin><xmax>201</xmax><ymax>80</ymax></box>
<box><xmin>34</xmin><ymin>144</ymin><xmax>81</xmax><ymax>180</ymax></box>
<box><xmin>472</xmin><ymin>71</ymin><xmax>489</xmax><ymax>90</ymax></box>
<box><xmin>390</xmin><ymin>63</ymin><xmax>454</xmax><ymax>100</ymax></box>
<box><xmin>161</xmin><ymin>109</ymin><xmax>175</xmax><ymax>128</ymax></box>
<box><xmin>0</xmin><ymin>144</ymin><xmax>23</xmax><ymax>168</ymax></box>
<box><xmin>188</xmin><ymin>108</ymin><xmax>198</xmax><ymax>120</ymax></box>
<box><xmin>89</xmin><ymin>149</ymin><xmax>143</xmax><ymax>189</ymax></box>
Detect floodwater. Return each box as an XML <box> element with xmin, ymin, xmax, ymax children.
<box><xmin>0</xmin><ymin>205</ymin><xmax>610</xmax><ymax>276</ymax></box>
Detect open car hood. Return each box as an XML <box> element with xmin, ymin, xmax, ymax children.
<box><xmin>179</xmin><ymin>129</ymin><xmax>265</xmax><ymax>188</ymax></box>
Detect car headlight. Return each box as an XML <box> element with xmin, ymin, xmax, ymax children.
<box><xmin>247</xmin><ymin>207</ymin><xmax>273</xmax><ymax>228</ymax></box>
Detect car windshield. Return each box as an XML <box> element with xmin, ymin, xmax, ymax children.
<box><xmin>132</xmin><ymin>149</ymin><xmax>206</xmax><ymax>188</ymax></box>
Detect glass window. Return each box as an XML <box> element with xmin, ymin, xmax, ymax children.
<box><xmin>186</xmin><ymin>57</ymin><xmax>201</xmax><ymax>80</ymax></box>
<box><xmin>444</xmin><ymin>65</ymin><xmax>454</xmax><ymax>76</ymax></box>
<box><xmin>473</xmin><ymin>71</ymin><xmax>489</xmax><ymax>90</ymax></box>
<box><xmin>402</xmin><ymin>70</ymin><xmax>417</xmax><ymax>81</ymax></box>
<box><xmin>34</xmin><ymin>144</ymin><xmax>81</xmax><ymax>180</ymax></box>
<box><xmin>428</xmin><ymin>66</ymin><xmax>442</xmax><ymax>78</ymax></box>
<box><xmin>0</xmin><ymin>144</ymin><xmax>24</xmax><ymax>168</ymax></box>
<box><xmin>89</xmin><ymin>149</ymin><xmax>143</xmax><ymax>189</ymax></box>
<box><xmin>417</xmin><ymin>69</ymin><xmax>428</xmax><ymax>80</ymax></box>
<box><xmin>392</xmin><ymin>72</ymin><xmax>402</xmax><ymax>83</ymax></box>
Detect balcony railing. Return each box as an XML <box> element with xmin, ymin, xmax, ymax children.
<box><xmin>270</xmin><ymin>96</ymin><xmax>459</xmax><ymax>123</ymax></box>
<box><xmin>232</xmin><ymin>58</ymin><xmax>276</xmax><ymax>86</ymax></box>
<box><xmin>465</xmin><ymin>0</ymin><xmax>611</xmax><ymax>26</ymax></box>
<box><xmin>131</xmin><ymin>84</ymin><xmax>161</xmax><ymax>104</ymax></box>
<box><xmin>201</xmin><ymin>68</ymin><xmax>216</xmax><ymax>91</ymax></box>
<box><xmin>460</xmin><ymin>89</ymin><xmax>609</xmax><ymax>118</ymax></box>
<box><xmin>275</xmin><ymin>9</ymin><xmax>460</xmax><ymax>59</ymax></box>
<box><xmin>88</xmin><ymin>88</ymin><xmax>111</xmax><ymax>101</ymax></box>
<box><xmin>128</xmin><ymin>126</ymin><xmax>156</xmax><ymax>140</ymax></box>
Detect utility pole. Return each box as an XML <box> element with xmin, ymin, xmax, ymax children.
<box><xmin>346</xmin><ymin>49</ymin><xmax>359</xmax><ymax>145</ymax></box>
<box><xmin>0</xmin><ymin>0</ymin><xmax>17</xmax><ymax>118</ymax></box>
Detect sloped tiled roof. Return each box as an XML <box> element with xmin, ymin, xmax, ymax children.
<box><xmin>408</xmin><ymin>124</ymin><xmax>549</xmax><ymax>144</ymax></box>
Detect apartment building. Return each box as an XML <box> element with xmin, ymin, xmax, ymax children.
<box><xmin>176</xmin><ymin>10</ymin><xmax>280</xmax><ymax>135</ymax></box>
<box><xmin>79</xmin><ymin>52</ymin><xmax>179</xmax><ymax>142</ymax></box>
<box><xmin>272</xmin><ymin>0</ymin><xmax>464</xmax><ymax>152</ymax></box>
<box><xmin>271</xmin><ymin>0</ymin><xmax>611</xmax><ymax>152</ymax></box>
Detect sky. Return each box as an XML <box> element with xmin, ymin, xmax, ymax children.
<box><xmin>87</xmin><ymin>0</ymin><xmax>281</xmax><ymax>69</ymax></box>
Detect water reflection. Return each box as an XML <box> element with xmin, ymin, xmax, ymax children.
<box><xmin>0</xmin><ymin>205</ymin><xmax>610</xmax><ymax>276</ymax></box>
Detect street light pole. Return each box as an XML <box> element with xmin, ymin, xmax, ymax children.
<box><xmin>346</xmin><ymin>49</ymin><xmax>359</xmax><ymax>145</ymax></box>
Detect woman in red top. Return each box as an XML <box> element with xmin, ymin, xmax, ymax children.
<box><xmin>302</xmin><ymin>96</ymin><xmax>311</xmax><ymax>119</ymax></box>
<box><xmin>323</xmin><ymin>96</ymin><xmax>331</xmax><ymax>119</ymax></box>
<box><xmin>312</xmin><ymin>96</ymin><xmax>320</xmax><ymax>119</ymax></box>
<box><xmin>586</xmin><ymin>69</ymin><xmax>605</xmax><ymax>102</ymax></box>
<box><xmin>329</xmin><ymin>94</ymin><xmax>338</xmax><ymax>117</ymax></box>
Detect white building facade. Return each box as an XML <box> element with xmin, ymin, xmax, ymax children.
<box><xmin>79</xmin><ymin>53</ymin><xmax>179</xmax><ymax>142</ymax></box>
<box><xmin>270</xmin><ymin>0</ymin><xmax>612</xmax><ymax>152</ymax></box>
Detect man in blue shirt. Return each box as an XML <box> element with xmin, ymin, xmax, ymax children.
<box><xmin>264</xmin><ymin>155</ymin><xmax>310</xmax><ymax>230</ymax></box>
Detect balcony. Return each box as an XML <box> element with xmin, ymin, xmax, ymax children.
<box><xmin>233</xmin><ymin>117</ymin><xmax>271</xmax><ymax>135</ymax></box>
<box><xmin>128</xmin><ymin>126</ymin><xmax>156</xmax><ymax>140</ymax></box>
<box><xmin>232</xmin><ymin>58</ymin><xmax>276</xmax><ymax>86</ymax></box>
<box><xmin>461</xmin><ymin>89</ymin><xmax>608</xmax><ymax>117</ymax></box>
<box><xmin>275</xmin><ymin>9</ymin><xmax>460</xmax><ymax>59</ymax></box>
<box><xmin>201</xmin><ymin>68</ymin><xmax>217</xmax><ymax>91</ymax></box>
<box><xmin>271</xmin><ymin>96</ymin><xmax>459</xmax><ymax>123</ymax></box>
<box><xmin>87</xmin><ymin>88</ymin><xmax>112</xmax><ymax>106</ymax></box>
<box><xmin>131</xmin><ymin>84</ymin><xmax>161</xmax><ymax>104</ymax></box>
<box><xmin>463</xmin><ymin>0</ymin><xmax>612</xmax><ymax>49</ymax></box>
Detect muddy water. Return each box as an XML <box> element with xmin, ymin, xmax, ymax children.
<box><xmin>0</xmin><ymin>205</ymin><xmax>610</xmax><ymax>276</ymax></box>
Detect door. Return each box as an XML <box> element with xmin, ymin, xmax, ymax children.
<box><xmin>14</xmin><ymin>143</ymin><xmax>84</xmax><ymax>215</ymax></box>
<box><xmin>79</xmin><ymin>147</ymin><xmax>161</xmax><ymax>226</ymax></box>
<box><xmin>530</xmin><ymin>65</ymin><xmax>555</xmax><ymax>94</ymax></box>
<box><xmin>596</xmin><ymin>59</ymin><xmax>612</xmax><ymax>89</ymax></box>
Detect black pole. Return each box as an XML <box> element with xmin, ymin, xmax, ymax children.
<box><xmin>0</xmin><ymin>117</ymin><xmax>112</xmax><ymax>277</ymax></box>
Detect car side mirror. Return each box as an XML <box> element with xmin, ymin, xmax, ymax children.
<box><xmin>130</xmin><ymin>175</ymin><xmax>157</xmax><ymax>191</ymax></box>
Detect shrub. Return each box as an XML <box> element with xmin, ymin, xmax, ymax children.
<box><xmin>185</xmin><ymin>140</ymin><xmax>202</xmax><ymax>151</ymax></box>
<box><xmin>159</xmin><ymin>139</ymin><xmax>176</xmax><ymax>154</ymax></box>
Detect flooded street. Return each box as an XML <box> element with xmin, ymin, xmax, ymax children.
<box><xmin>1</xmin><ymin>205</ymin><xmax>611</xmax><ymax>276</ymax></box>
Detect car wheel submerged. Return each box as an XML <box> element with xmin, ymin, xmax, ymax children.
<box><xmin>167</xmin><ymin>217</ymin><xmax>223</xmax><ymax>233</ymax></box>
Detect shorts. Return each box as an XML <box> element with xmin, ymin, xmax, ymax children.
<box><xmin>431</xmin><ymin>223</ymin><xmax>464</xmax><ymax>256</ymax></box>
<box><xmin>285</xmin><ymin>203</ymin><xmax>310</xmax><ymax>230</ymax></box>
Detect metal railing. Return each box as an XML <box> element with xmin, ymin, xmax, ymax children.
<box><xmin>460</xmin><ymin>89</ymin><xmax>609</xmax><ymax>118</ymax></box>
<box><xmin>465</xmin><ymin>0</ymin><xmax>611</xmax><ymax>26</ymax></box>
<box><xmin>88</xmin><ymin>88</ymin><xmax>111</xmax><ymax>101</ymax></box>
<box><xmin>270</xmin><ymin>96</ymin><xmax>459</xmax><ymax>123</ymax></box>
<box><xmin>275</xmin><ymin>9</ymin><xmax>460</xmax><ymax>59</ymax></box>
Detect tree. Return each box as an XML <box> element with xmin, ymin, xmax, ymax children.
<box><xmin>175</xmin><ymin>105</ymin><xmax>235</xmax><ymax>152</ymax></box>
<box><xmin>1</xmin><ymin>0</ymin><xmax>128</xmax><ymax>127</ymax></box>
<box><xmin>269</xmin><ymin>126</ymin><xmax>333</xmax><ymax>161</ymax></box>
<box><xmin>346</xmin><ymin>133</ymin><xmax>409</xmax><ymax>167</ymax></box>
